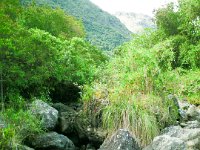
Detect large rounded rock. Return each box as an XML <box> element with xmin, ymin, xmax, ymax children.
<box><xmin>144</xmin><ymin>126</ymin><xmax>200</xmax><ymax>150</ymax></box>
<box><xmin>75</xmin><ymin>113</ymin><xmax>106</xmax><ymax>145</ymax></box>
<box><xmin>30</xmin><ymin>132</ymin><xmax>75</xmax><ymax>150</ymax></box>
<box><xmin>53</xmin><ymin>103</ymin><xmax>77</xmax><ymax>114</ymax></box>
<box><xmin>186</xmin><ymin>105</ymin><xmax>200</xmax><ymax>121</ymax></box>
<box><xmin>58</xmin><ymin>106</ymin><xmax>77</xmax><ymax>134</ymax></box>
<box><xmin>59</xmin><ymin>111</ymin><xmax>76</xmax><ymax>134</ymax></box>
<box><xmin>55</xmin><ymin>103</ymin><xmax>106</xmax><ymax>147</ymax></box>
<box><xmin>180</xmin><ymin>120</ymin><xmax>200</xmax><ymax>129</ymax></box>
<box><xmin>31</xmin><ymin>100</ymin><xmax>58</xmax><ymax>130</ymax></box>
<box><xmin>143</xmin><ymin>135</ymin><xmax>186</xmax><ymax>150</ymax></box>
<box><xmin>99</xmin><ymin>129</ymin><xmax>141</xmax><ymax>150</ymax></box>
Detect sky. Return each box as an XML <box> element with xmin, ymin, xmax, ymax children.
<box><xmin>90</xmin><ymin>0</ymin><xmax>177</xmax><ymax>16</ymax></box>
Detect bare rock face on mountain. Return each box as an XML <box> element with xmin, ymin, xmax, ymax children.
<box><xmin>114</xmin><ymin>12</ymin><xmax>155</xmax><ymax>33</ymax></box>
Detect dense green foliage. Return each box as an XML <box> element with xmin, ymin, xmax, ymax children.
<box><xmin>0</xmin><ymin>0</ymin><xmax>107</xmax><ymax>101</ymax></box>
<box><xmin>0</xmin><ymin>96</ymin><xmax>43</xmax><ymax>149</ymax></box>
<box><xmin>154</xmin><ymin>0</ymin><xmax>200</xmax><ymax>69</ymax></box>
<box><xmin>83</xmin><ymin>38</ymin><xmax>181</xmax><ymax>146</ymax></box>
<box><xmin>21</xmin><ymin>0</ymin><xmax>132</xmax><ymax>50</ymax></box>
<box><xmin>83</xmin><ymin>0</ymin><xmax>200</xmax><ymax>147</ymax></box>
<box><xmin>0</xmin><ymin>0</ymin><xmax>199</xmax><ymax>149</ymax></box>
<box><xmin>0</xmin><ymin>1</ymin><xmax>107</xmax><ymax>148</ymax></box>
<box><xmin>19</xmin><ymin>4</ymin><xmax>85</xmax><ymax>39</ymax></box>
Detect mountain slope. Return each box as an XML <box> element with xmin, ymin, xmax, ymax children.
<box><xmin>21</xmin><ymin>0</ymin><xmax>132</xmax><ymax>50</ymax></box>
<box><xmin>114</xmin><ymin>12</ymin><xmax>155</xmax><ymax>33</ymax></box>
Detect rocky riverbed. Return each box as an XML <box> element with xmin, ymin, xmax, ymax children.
<box><xmin>2</xmin><ymin>96</ymin><xmax>199</xmax><ymax>150</ymax></box>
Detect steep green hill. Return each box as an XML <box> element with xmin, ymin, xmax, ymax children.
<box><xmin>21</xmin><ymin>0</ymin><xmax>132</xmax><ymax>50</ymax></box>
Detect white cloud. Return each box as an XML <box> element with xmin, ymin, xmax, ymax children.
<box><xmin>90</xmin><ymin>0</ymin><xmax>177</xmax><ymax>16</ymax></box>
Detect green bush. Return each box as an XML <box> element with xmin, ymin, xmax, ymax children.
<box><xmin>178</xmin><ymin>69</ymin><xmax>200</xmax><ymax>104</ymax></box>
<box><xmin>82</xmin><ymin>37</ymin><xmax>181</xmax><ymax>146</ymax></box>
<box><xmin>0</xmin><ymin>104</ymin><xmax>43</xmax><ymax>149</ymax></box>
<box><xmin>0</xmin><ymin>0</ymin><xmax>107</xmax><ymax>102</ymax></box>
<box><xmin>82</xmin><ymin>15</ymin><xmax>199</xmax><ymax>144</ymax></box>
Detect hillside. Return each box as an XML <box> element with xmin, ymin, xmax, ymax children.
<box><xmin>1</xmin><ymin>0</ymin><xmax>199</xmax><ymax>150</ymax></box>
<box><xmin>21</xmin><ymin>0</ymin><xmax>132</xmax><ymax>50</ymax></box>
<box><xmin>114</xmin><ymin>12</ymin><xmax>155</xmax><ymax>33</ymax></box>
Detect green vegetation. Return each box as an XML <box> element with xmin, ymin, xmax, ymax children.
<box><xmin>83</xmin><ymin>0</ymin><xmax>200</xmax><ymax>146</ymax></box>
<box><xmin>19</xmin><ymin>4</ymin><xmax>85</xmax><ymax>39</ymax></box>
<box><xmin>83</xmin><ymin>39</ymin><xmax>181</xmax><ymax>146</ymax></box>
<box><xmin>0</xmin><ymin>0</ymin><xmax>199</xmax><ymax>149</ymax></box>
<box><xmin>0</xmin><ymin>96</ymin><xmax>43</xmax><ymax>149</ymax></box>
<box><xmin>0</xmin><ymin>0</ymin><xmax>107</xmax><ymax>101</ymax></box>
<box><xmin>0</xmin><ymin>0</ymin><xmax>107</xmax><ymax>148</ymax></box>
<box><xmin>21</xmin><ymin>0</ymin><xmax>132</xmax><ymax>50</ymax></box>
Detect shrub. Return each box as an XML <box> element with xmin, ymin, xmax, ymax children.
<box><xmin>82</xmin><ymin>38</ymin><xmax>181</xmax><ymax>146</ymax></box>
<box><xmin>0</xmin><ymin>109</ymin><xmax>43</xmax><ymax>149</ymax></box>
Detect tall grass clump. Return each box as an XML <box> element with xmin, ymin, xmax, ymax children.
<box><xmin>82</xmin><ymin>35</ymin><xmax>183</xmax><ymax>146</ymax></box>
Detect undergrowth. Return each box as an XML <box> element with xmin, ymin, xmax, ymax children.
<box><xmin>0</xmin><ymin>96</ymin><xmax>44</xmax><ymax>150</ymax></box>
<box><xmin>82</xmin><ymin>33</ymin><xmax>199</xmax><ymax>146</ymax></box>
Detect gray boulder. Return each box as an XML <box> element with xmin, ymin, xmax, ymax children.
<box><xmin>144</xmin><ymin>126</ymin><xmax>200</xmax><ymax>150</ymax></box>
<box><xmin>163</xmin><ymin>126</ymin><xmax>200</xmax><ymax>144</ymax></box>
<box><xmin>53</xmin><ymin>103</ymin><xmax>75</xmax><ymax>114</ymax></box>
<box><xmin>30</xmin><ymin>132</ymin><xmax>75</xmax><ymax>150</ymax></box>
<box><xmin>31</xmin><ymin>100</ymin><xmax>58</xmax><ymax>130</ymax></box>
<box><xmin>178</xmin><ymin>100</ymin><xmax>200</xmax><ymax>122</ymax></box>
<box><xmin>186</xmin><ymin>105</ymin><xmax>200</xmax><ymax>121</ymax></box>
<box><xmin>178</xmin><ymin>100</ymin><xmax>190</xmax><ymax>110</ymax></box>
<box><xmin>99</xmin><ymin>129</ymin><xmax>141</xmax><ymax>150</ymax></box>
<box><xmin>143</xmin><ymin>135</ymin><xmax>186</xmax><ymax>150</ymax></box>
<box><xmin>56</xmin><ymin>104</ymin><xmax>106</xmax><ymax>146</ymax></box>
<box><xmin>180</xmin><ymin>120</ymin><xmax>200</xmax><ymax>129</ymax></box>
<box><xmin>54</xmin><ymin>103</ymin><xmax>77</xmax><ymax>134</ymax></box>
<box><xmin>75</xmin><ymin>114</ymin><xmax>106</xmax><ymax>145</ymax></box>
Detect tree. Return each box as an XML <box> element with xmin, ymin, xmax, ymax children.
<box><xmin>178</xmin><ymin>0</ymin><xmax>200</xmax><ymax>44</ymax></box>
<box><xmin>0</xmin><ymin>0</ymin><xmax>107</xmax><ymax>102</ymax></box>
<box><xmin>19</xmin><ymin>4</ymin><xmax>85</xmax><ymax>39</ymax></box>
<box><xmin>155</xmin><ymin>2</ymin><xmax>180</xmax><ymax>36</ymax></box>
<box><xmin>154</xmin><ymin>0</ymin><xmax>200</xmax><ymax>69</ymax></box>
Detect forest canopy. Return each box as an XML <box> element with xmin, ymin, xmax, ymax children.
<box><xmin>0</xmin><ymin>0</ymin><xmax>107</xmax><ymax>102</ymax></box>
